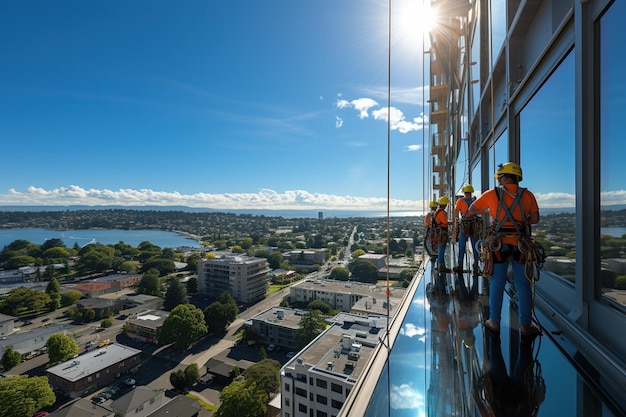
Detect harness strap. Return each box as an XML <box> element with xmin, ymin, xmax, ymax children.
<box><xmin>493</xmin><ymin>186</ymin><xmax>528</xmax><ymax>235</ymax></box>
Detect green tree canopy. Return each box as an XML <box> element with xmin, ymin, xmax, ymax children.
<box><xmin>329</xmin><ymin>266</ymin><xmax>350</xmax><ymax>281</ymax></box>
<box><xmin>1</xmin><ymin>346</ymin><xmax>22</xmax><ymax>371</ymax></box>
<box><xmin>0</xmin><ymin>287</ymin><xmax>51</xmax><ymax>317</ymax></box>
<box><xmin>45</xmin><ymin>277</ymin><xmax>61</xmax><ymax>310</ymax></box>
<box><xmin>76</xmin><ymin>243</ymin><xmax>116</xmax><ymax>274</ymax></box>
<box><xmin>137</xmin><ymin>268</ymin><xmax>161</xmax><ymax>296</ymax></box>
<box><xmin>306</xmin><ymin>300</ymin><xmax>332</xmax><ymax>314</ymax></box>
<box><xmin>186</xmin><ymin>277</ymin><xmax>198</xmax><ymax>294</ymax></box>
<box><xmin>296</xmin><ymin>309</ymin><xmax>328</xmax><ymax>349</ymax></box>
<box><xmin>4</xmin><ymin>255</ymin><xmax>37</xmax><ymax>270</ymax></box>
<box><xmin>46</xmin><ymin>333</ymin><xmax>79</xmax><ymax>364</ymax></box>
<box><xmin>159</xmin><ymin>304</ymin><xmax>207</xmax><ymax>350</ymax></box>
<box><xmin>40</xmin><ymin>238</ymin><xmax>65</xmax><ymax>252</ymax></box>
<box><xmin>185</xmin><ymin>254</ymin><xmax>201</xmax><ymax>273</ymax></box>
<box><xmin>243</xmin><ymin>359</ymin><xmax>281</xmax><ymax>397</ymax></box>
<box><xmin>352</xmin><ymin>249</ymin><xmax>366</xmax><ymax>258</ymax></box>
<box><xmin>163</xmin><ymin>277</ymin><xmax>188</xmax><ymax>311</ymax></box>
<box><xmin>0</xmin><ymin>375</ymin><xmax>55</xmax><ymax>417</ymax></box>
<box><xmin>60</xmin><ymin>289</ymin><xmax>83</xmax><ymax>307</ymax></box>
<box><xmin>216</xmin><ymin>380</ymin><xmax>267</xmax><ymax>417</ymax></box>
<box><xmin>140</xmin><ymin>258</ymin><xmax>176</xmax><ymax>276</ymax></box>
<box><xmin>267</xmin><ymin>252</ymin><xmax>283</xmax><ymax>269</ymax></box>
<box><xmin>349</xmin><ymin>259</ymin><xmax>380</xmax><ymax>283</ymax></box>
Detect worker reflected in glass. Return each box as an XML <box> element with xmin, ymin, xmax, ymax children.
<box><xmin>453</xmin><ymin>272</ymin><xmax>480</xmax><ymax>349</ymax></box>
<box><xmin>467</xmin><ymin>163</ymin><xmax>541</xmax><ymax>338</ymax></box>
<box><xmin>434</xmin><ymin>196</ymin><xmax>451</xmax><ymax>273</ymax></box>
<box><xmin>477</xmin><ymin>331</ymin><xmax>546</xmax><ymax>417</ymax></box>
<box><xmin>423</xmin><ymin>200</ymin><xmax>439</xmax><ymax>261</ymax></box>
<box><xmin>453</xmin><ymin>184</ymin><xmax>481</xmax><ymax>274</ymax></box>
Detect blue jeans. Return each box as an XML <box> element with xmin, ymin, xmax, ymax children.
<box><xmin>438</xmin><ymin>244</ymin><xmax>446</xmax><ymax>266</ymax></box>
<box><xmin>489</xmin><ymin>244</ymin><xmax>533</xmax><ymax>326</ymax></box>
<box><xmin>457</xmin><ymin>233</ymin><xmax>478</xmax><ymax>267</ymax></box>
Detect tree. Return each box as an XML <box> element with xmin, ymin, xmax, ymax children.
<box><xmin>352</xmin><ymin>249</ymin><xmax>366</xmax><ymax>258</ymax></box>
<box><xmin>296</xmin><ymin>309</ymin><xmax>327</xmax><ymax>349</ymax></box>
<box><xmin>46</xmin><ymin>333</ymin><xmax>79</xmax><ymax>364</ymax></box>
<box><xmin>184</xmin><ymin>363</ymin><xmax>200</xmax><ymax>386</ymax></box>
<box><xmin>40</xmin><ymin>238</ymin><xmax>65</xmax><ymax>252</ymax></box>
<box><xmin>186</xmin><ymin>277</ymin><xmax>198</xmax><ymax>294</ymax></box>
<box><xmin>163</xmin><ymin>277</ymin><xmax>188</xmax><ymax>311</ymax></box>
<box><xmin>45</xmin><ymin>277</ymin><xmax>61</xmax><ymax>311</ymax></box>
<box><xmin>170</xmin><ymin>369</ymin><xmax>187</xmax><ymax>392</ymax></box>
<box><xmin>60</xmin><ymin>289</ymin><xmax>83</xmax><ymax>307</ymax></box>
<box><xmin>101</xmin><ymin>317</ymin><xmax>114</xmax><ymax>328</ymax></box>
<box><xmin>0</xmin><ymin>375</ymin><xmax>55</xmax><ymax>417</ymax></box>
<box><xmin>243</xmin><ymin>359</ymin><xmax>281</xmax><ymax>397</ymax></box>
<box><xmin>349</xmin><ymin>259</ymin><xmax>380</xmax><ymax>283</ymax></box>
<box><xmin>1</xmin><ymin>346</ymin><xmax>21</xmax><ymax>371</ymax></box>
<box><xmin>0</xmin><ymin>287</ymin><xmax>51</xmax><ymax>316</ymax></box>
<box><xmin>216</xmin><ymin>380</ymin><xmax>267</xmax><ymax>417</ymax></box>
<box><xmin>140</xmin><ymin>258</ymin><xmax>176</xmax><ymax>275</ymax></box>
<box><xmin>76</xmin><ymin>244</ymin><xmax>116</xmax><ymax>274</ymax></box>
<box><xmin>159</xmin><ymin>304</ymin><xmax>207</xmax><ymax>349</ymax></box>
<box><xmin>307</xmin><ymin>300</ymin><xmax>332</xmax><ymax>314</ymax></box>
<box><xmin>267</xmin><ymin>252</ymin><xmax>283</xmax><ymax>269</ymax></box>
<box><xmin>203</xmin><ymin>302</ymin><xmax>231</xmax><ymax>334</ymax></box>
<box><xmin>329</xmin><ymin>266</ymin><xmax>350</xmax><ymax>281</ymax></box>
<box><xmin>137</xmin><ymin>268</ymin><xmax>161</xmax><ymax>296</ymax></box>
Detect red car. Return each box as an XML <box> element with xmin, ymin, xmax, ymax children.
<box><xmin>31</xmin><ymin>412</ymin><xmax>49</xmax><ymax>417</ymax></box>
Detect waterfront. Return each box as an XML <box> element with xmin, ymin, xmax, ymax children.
<box><xmin>0</xmin><ymin>228</ymin><xmax>203</xmax><ymax>249</ymax></box>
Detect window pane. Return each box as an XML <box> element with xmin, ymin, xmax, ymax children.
<box><xmin>600</xmin><ymin>0</ymin><xmax>626</xmax><ymax>313</ymax></box>
<box><xmin>520</xmin><ymin>51</ymin><xmax>575</xmax><ymax>283</ymax></box>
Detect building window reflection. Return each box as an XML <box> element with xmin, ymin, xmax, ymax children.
<box><xmin>600</xmin><ymin>0</ymin><xmax>626</xmax><ymax>313</ymax></box>
<box><xmin>520</xmin><ymin>51</ymin><xmax>576</xmax><ymax>284</ymax></box>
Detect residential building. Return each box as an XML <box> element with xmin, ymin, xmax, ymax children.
<box><xmin>280</xmin><ymin>313</ymin><xmax>387</xmax><ymax>417</ymax></box>
<box><xmin>283</xmin><ymin>249</ymin><xmax>326</xmax><ymax>270</ymax></box>
<box><xmin>356</xmin><ymin>254</ymin><xmax>386</xmax><ymax>270</ymax></box>
<box><xmin>289</xmin><ymin>279</ymin><xmax>405</xmax><ymax>314</ymax></box>
<box><xmin>339</xmin><ymin>1</ymin><xmax>626</xmax><ymax>416</ymax></box>
<box><xmin>0</xmin><ymin>313</ymin><xmax>15</xmax><ymax>336</ymax></box>
<box><xmin>47</xmin><ymin>343</ymin><xmax>142</xmax><ymax>398</ymax></box>
<box><xmin>0</xmin><ymin>322</ymin><xmax>72</xmax><ymax>361</ymax></box>
<box><xmin>76</xmin><ymin>298</ymin><xmax>125</xmax><ymax>320</ymax></box>
<box><xmin>198</xmin><ymin>254</ymin><xmax>270</xmax><ymax>304</ymax></box>
<box><xmin>124</xmin><ymin>310</ymin><xmax>169</xmax><ymax>344</ymax></box>
<box><xmin>249</xmin><ymin>307</ymin><xmax>306</xmax><ymax>351</ymax></box>
<box><xmin>110</xmin><ymin>387</ymin><xmax>164</xmax><ymax>417</ymax></box>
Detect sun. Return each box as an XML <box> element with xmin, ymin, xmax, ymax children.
<box><xmin>394</xmin><ymin>0</ymin><xmax>436</xmax><ymax>41</ymax></box>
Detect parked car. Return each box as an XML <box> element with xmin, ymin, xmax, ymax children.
<box><xmin>267</xmin><ymin>344</ymin><xmax>275</xmax><ymax>352</ymax></box>
<box><xmin>31</xmin><ymin>412</ymin><xmax>49</xmax><ymax>417</ymax></box>
<box><xmin>106</xmin><ymin>386</ymin><xmax>120</xmax><ymax>395</ymax></box>
<box><xmin>123</xmin><ymin>378</ymin><xmax>136</xmax><ymax>386</ymax></box>
<box><xmin>91</xmin><ymin>395</ymin><xmax>106</xmax><ymax>404</ymax></box>
<box><xmin>286</xmin><ymin>351</ymin><xmax>295</xmax><ymax>358</ymax></box>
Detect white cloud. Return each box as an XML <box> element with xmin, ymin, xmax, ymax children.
<box><xmin>406</xmin><ymin>144</ymin><xmax>422</xmax><ymax>152</ymax></box>
<box><xmin>335</xmin><ymin>116</ymin><xmax>343</xmax><ymax>128</ymax></box>
<box><xmin>335</xmin><ymin>97</ymin><xmax>379</xmax><ymax>119</ymax></box>
<box><xmin>372</xmin><ymin>108</ymin><xmax>427</xmax><ymax>133</ymax></box>
<box><xmin>0</xmin><ymin>186</ymin><xmax>422</xmax><ymax>211</ymax></box>
<box><xmin>400</xmin><ymin>323</ymin><xmax>426</xmax><ymax>338</ymax></box>
<box><xmin>390</xmin><ymin>383</ymin><xmax>425</xmax><ymax>410</ymax></box>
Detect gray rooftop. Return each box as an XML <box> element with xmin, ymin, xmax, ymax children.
<box><xmin>47</xmin><ymin>343</ymin><xmax>142</xmax><ymax>382</ymax></box>
<box><xmin>251</xmin><ymin>307</ymin><xmax>306</xmax><ymax>329</ymax></box>
<box><xmin>127</xmin><ymin>310</ymin><xmax>169</xmax><ymax>329</ymax></box>
<box><xmin>286</xmin><ymin>313</ymin><xmax>387</xmax><ymax>381</ymax></box>
<box><xmin>111</xmin><ymin>386</ymin><xmax>161</xmax><ymax>413</ymax></box>
<box><xmin>292</xmin><ymin>278</ymin><xmax>406</xmax><ymax>298</ymax></box>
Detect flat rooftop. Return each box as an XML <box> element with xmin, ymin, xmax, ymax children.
<box><xmin>251</xmin><ymin>307</ymin><xmax>305</xmax><ymax>329</ymax></box>
<box><xmin>47</xmin><ymin>343</ymin><xmax>142</xmax><ymax>382</ymax></box>
<box><xmin>292</xmin><ymin>278</ymin><xmax>406</xmax><ymax>298</ymax></box>
<box><xmin>286</xmin><ymin>313</ymin><xmax>387</xmax><ymax>381</ymax></box>
<box><xmin>127</xmin><ymin>310</ymin><xmax>169</xmax><ymax>328</ymax></box>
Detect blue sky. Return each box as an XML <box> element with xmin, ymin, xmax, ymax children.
<box><xmin>0</xmin><ymin>0</ymin><xmax>433</xmax><ymax>211</ymax></box>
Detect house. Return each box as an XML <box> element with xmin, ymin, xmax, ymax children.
<box><xmin>124</xmin><ymin>310</ymin><xmax>169</xmax><ymax>344</ymax></box>
<box><xmin>46</xmin><ymin>343</ymin><xmax>142</xmax><ymax>398</ymax></box>
<box><xmin>76</xmin><ymin>298</ymin><xmax>125</xmax><ymax>320</ymax></box>
<box><xmin>110</xmin><ymin>387</ymin><xmax>164</xmax><ymax>417</ymax></box>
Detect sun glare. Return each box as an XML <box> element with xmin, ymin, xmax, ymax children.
<box><xmin>395</xmin><ymin>0</ymin><xmax>436</xmax><ymax>41</ymax></box>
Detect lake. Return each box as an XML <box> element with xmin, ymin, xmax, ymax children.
<box><xmin>0</xmin><ymin>229</ymin><xmax>203</xmax><ymax>249</ymax></box>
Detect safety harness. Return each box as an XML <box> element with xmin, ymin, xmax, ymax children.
<box><xmin>477</xmin><ymin>186</ymin><xmax>545</xmax><ymax>280</ymax></box>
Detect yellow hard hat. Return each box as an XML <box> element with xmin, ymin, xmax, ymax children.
<box><xmin>462</xmin><ymin>184</ymin><xmax>474</xmax><ymax>193</ymax></box>
<box><xmin>438</xmin><ymin>196</ymin><xmax>449</xmax><ymax>205</ymax></box>
<box><xmin>494</xmin><ymin>162</ymin><xmax>523</xmax><ymax>181</ymax></box>
<box><xmin>430</xmin><ymin>201</ymin><xmax>438</xmax><ymax>208</ymax></box>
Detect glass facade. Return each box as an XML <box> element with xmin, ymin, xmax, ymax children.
<box><xmin>339</xmin><ymin>1</ymin><xmax>626</xmax><ymax>416</ymax></box>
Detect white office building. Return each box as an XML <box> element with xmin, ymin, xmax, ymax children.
<box><xmin>198</xmin><ymin>254</ymin><xmax>270</xmax><ymax>304</ymax></box>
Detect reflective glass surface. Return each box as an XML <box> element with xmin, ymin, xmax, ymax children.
<box><xmin>363</xmin><ymin>261</ymin><xmax>622</xmax><ymax>416</ymax></box>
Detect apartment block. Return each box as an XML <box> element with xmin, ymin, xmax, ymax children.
<box><xmin>280</xmin><ymin>313</ymin><xmax>387</xmax><ymax>417</ymax></box>
<box><xmin>198</xmin><ymin>254</ymin><xmax>270</xmax><ymax>304</ymax></box>
<box><xmin>249</xmin><ymin>307</ymin><xmax>307</xmax><ymax>351</ymax></box>
<box><xmin>289</xmin><ymin>279</ymin><xmax>405</xmax><ymax>315</ymax></box>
